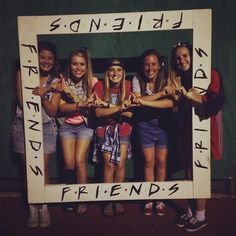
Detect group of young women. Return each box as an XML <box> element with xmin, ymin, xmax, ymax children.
<box><xmin>12</xmin><ymin>41</ymin><xmax>224</xmax><ymax>233</ymax></box>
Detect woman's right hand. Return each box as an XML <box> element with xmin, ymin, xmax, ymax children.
<box><xmin>32</xmin><ymin>86</ymin><xmax>47</xmax><ymax>98</ymax></box>
<box><xmin>48</xmin><ymin>80</ymin><xmax>63</xmax><ymax>93</ymax></box>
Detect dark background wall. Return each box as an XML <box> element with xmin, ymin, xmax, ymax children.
<box><xmin>0</xmin><ymin>0</ymin><xmax>235</xmax><ymax>185</ymax></box>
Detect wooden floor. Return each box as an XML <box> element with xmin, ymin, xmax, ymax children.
<box><xmin>0</xmin><ymin>193</ymin><xmax>235</xmax><ymax>236</ymax></box>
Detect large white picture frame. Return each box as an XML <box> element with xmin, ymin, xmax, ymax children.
<box><xmin>17</xmin><ymin>9</ymin><xmax>212</xmax><ymax>203</ymax></box>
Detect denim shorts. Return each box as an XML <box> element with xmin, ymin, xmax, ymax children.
<box><xmin>12</xmin><ymin>118</ymin><xmax>58</xmax><ymax>154</ymax></box>
<box><xmin>59</xmin><ymin>122</ymin><xmax>94</xmax><ymax>140</ymax></box>
<box><xmin>95</xmin><ymin>123</ymin><xmax>132</xmax><ymax>145</ymax></box>
<box><xmin>136</xmin><ymin>119</ymin><xmax>168</xmax><ymax>149</ymax></box>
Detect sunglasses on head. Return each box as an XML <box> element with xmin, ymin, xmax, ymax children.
<box><xmin>173</xmin><ymin>42</ymin><xmax>191</xmax><ymax>49</ymax></box>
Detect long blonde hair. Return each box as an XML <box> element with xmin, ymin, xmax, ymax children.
<box><xmin>67</xmin><ymin>47</ymin><xmax>94</xmax><ymax>97</ymax></box>
<box><xmin>104</xmin><ymin>58</ymin><xmax>126</xmax><ymax>104</ymax></box>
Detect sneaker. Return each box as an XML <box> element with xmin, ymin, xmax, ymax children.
<box><xmin>143</xmin><ymin>202</ymin><xmax>153</xmax><ymax>216</ymax></box>
<box><xmin>39</xmin><ymin>204</ymin><xmax>51</xmax><ymax>227</ymax></box>
<box><xmin>176</xmin><ymin>213</ymin><xmax>192</xmax><ymax>228</ymax></box>
<box><xmin>155</xmin><ymin>202</ymin><xmax>165</xmax><ymax>216</ymax></box>
<box><xmin>103</xmin><ymin>203</ymin><xmax>114</xmax><ymax>217</ymax></box>
<box><xmin>27</xmin><ymin>204</ymin><xmax>39</xmax><ymax>228</ymax></box>
<box><xmin>114</xmin><ymin>202</ymin><xmax>125</xmax><ymax>215</ymax></box>
<box><xmin>184</xmin><ymin>217</ymin><xmax>207</xmax><ymax>232</ymax></box>
<box><xmin>63</xmin><ymin>203</ymin><xmax>74</xmax><ymax>213</ymax></box>
<box><xmin>77</xmin><ymin>203</ymin><xmax>88</xmax><ymax>215</ymax></box>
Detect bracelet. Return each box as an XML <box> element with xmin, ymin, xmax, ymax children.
<box><xmin>185</xmin><ymin>91</ymin><xmax>193</xmax><ymax>99</ymax></box>
<box><xmin>41</xmin><ymin>94</ymin><xmax>48</xmax><ymax>101</ymax></box>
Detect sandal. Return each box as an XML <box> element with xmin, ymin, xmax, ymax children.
<box><xmin>114</xmin><ymin>202</ymin><xmax>125</xmax><ymax>215</ymax></box>
<box><xmin>77</xmin><ymin>203</ymin><xmax>88</xmax><ymax>215</ymax></box>
<box><xmin>103</xmin><ymin>203</ymin><xmax>114</xmax><ymax>217</ymax></box>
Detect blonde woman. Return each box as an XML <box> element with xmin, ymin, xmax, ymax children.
<box><xmin>93</xmin><ymin>58</ymin><xmax>132</xmax><ymax>216</ymax></box>
<box><xmin>58</xmin><ymin>47</ymin><xmax>97</xmax><ymax>215</ymax></box>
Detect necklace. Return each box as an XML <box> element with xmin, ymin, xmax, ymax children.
<box><xmin>146</xmin><ymin>83</ymin><xmax>154</xmax><ymax>95</ymax></box>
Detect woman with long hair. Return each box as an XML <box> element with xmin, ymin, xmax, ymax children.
<box><xmin>132</xmin><ymin>49</ymin><xmax>174</xmax><ymax>216</ymax></box>
<box><xmin>58</xmin><ymin>47</ymin><xmax>97</xmax><ymax>215</ymax></box>
<box><xmin>168</xmin><ymin>42</ymin><xmax>224</xmax><ymax>232</ymax></box>
<box><xmin>93</xmin><ymin>58</ymin><xmax>132</xmax><ymax>216</ymax></box>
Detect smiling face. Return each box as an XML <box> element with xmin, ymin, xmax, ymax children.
<box><xmin>143</xmin><ymin>55</ymin><xmax>161</xmax><ymax>81</ymax></box>
<box><xmin>39</xmin><ymin>49</ymin><xmax>55</xmax><ymax>73</ymax></box>
<box><xmin>108</xmin><ymin>60</ymin><xmax>124</xmax><ymax>87</ymax></box>
<box><xmin>70</xmin><ymin>55</ymin><xmax>87</xmax><ymax>80</ymax></box>
<box><xmin>175</xmin><ymin>46</ymin><xmax>191</xmax><ymax>72</ymax></box>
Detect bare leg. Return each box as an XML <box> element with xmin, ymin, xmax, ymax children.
<box><xmin>103</xmin><ymin>153</ymin><xmax>115</xmax><ymax>216</ymax></box>
<box><xmin>113</xmin><ymin>144</ymin><xmax>129</xmax><ymax>215</ymax></box>
<box><xmin>60</xmin><ymin>138</ymin><xmax>76</xmax><ymax>170</ymax></box>
<box><xmin>114</xmin><ymin>144</ymin><xmax>128</xmax><ymax>183</ymax></box>
<box><xmin>60</xmin><ymin>138</ymin><xmax>76</xmax><ymax>211</ymax></box>
<box><xmin>196</xmin><ymin>199</ymin><xmax>206</xmax><ymax>211</ymax></box>
<box><xmin>154</xmin><ymin>147</ymin><xmax>167</xmax><ymax>181</ymax></box>
<box><xmin>195</xmin><ymin>199</ymin><xmax>206</xmax><ymax>221</ymax></box>
<box><xmin>142</xmin><ymin>147</ymin><xmax>155</xmax><ymax>182</ymax></box>
<box><xmin>43</xmin><ymin>154</ymin><xmax>50</xmax><ymax>184</ymax></box>
<box><xmin>74</xmin><ymin>139</ymin><xmax>91</xmax><ymax>184</ymax></box>
<box><xmin>103</xmin><ymin>153</ymin><xmax>115</xmax><ymax>183</ymax></box>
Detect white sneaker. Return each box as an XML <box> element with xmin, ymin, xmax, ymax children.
<box><xmin>28</xmin><ymin>204</ymin><xmax>39</xmax><ymax>228</ymax></box>
<box><xmin>39</xmin><ymin>204</ymin><xmax>51</xmax><ymax>227</ymax></box>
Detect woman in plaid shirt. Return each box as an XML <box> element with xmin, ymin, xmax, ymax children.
<box><xmin>93</xmin><ymin>58</ymin><xmax>133</xmax><ymax>217</ymax></box>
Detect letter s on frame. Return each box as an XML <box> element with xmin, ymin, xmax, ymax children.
<box><xmin>168</xmin><ymin>183</ymin><xmax>179</xmax><ymax>196</ymax></box>
<box><xmin>50</xmin><ymin>18</ymin><xmax>61</xmax><ymax>32</ymax></box>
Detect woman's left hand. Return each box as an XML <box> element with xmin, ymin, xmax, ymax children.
<box><xmin>175</xmin><ymin>85</ymin><xmax>187</xmax><ymax>96</ymax></box>
<box><xmin>121</xmin><ymin>98</ymin><xmax>132</xmax><ymax>110</ymax></box>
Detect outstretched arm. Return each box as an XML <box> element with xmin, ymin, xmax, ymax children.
<box><xmin>175</xmin><ymin>85</ymin><xmax>203</xmax><ymax>105</ymax></box>
<box><xmin>95</xmin><ymin>98</ymin><xmax>132</xmax><ymax>118</ymax></box>
<box><xmin>95</xmin><ymin>105</ymin><xmax>122</xmax><ymax>118</ymax></box>
<box><xmin>137</xmin><ymin>97</ymin><xmax>174</xmax><ymax>109</ymax></box>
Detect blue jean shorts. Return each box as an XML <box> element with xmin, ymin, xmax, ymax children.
<box><xmin>136</xmin><ymin>119</ymin><xmax>168</xmax><ymax>149</ymax></box>
<box><xmin>95</xmin><ymin>123</ymin><xmax>132</xmax><ymax>146</ymax></box>
<box><xmin>12</xmin><ymin>118</ymin><xmax>58</xmax><ymax>154</ymax></box>
<box><xmin>59</xmin><ymin>122</ymin><xmax>94</xmax><ymax>140</ymax></box>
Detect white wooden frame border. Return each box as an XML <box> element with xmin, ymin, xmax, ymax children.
<box><xmin>17</xmin><ymin>9</ymin><xmax>211</xmax><ymax>203</ymax></box>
